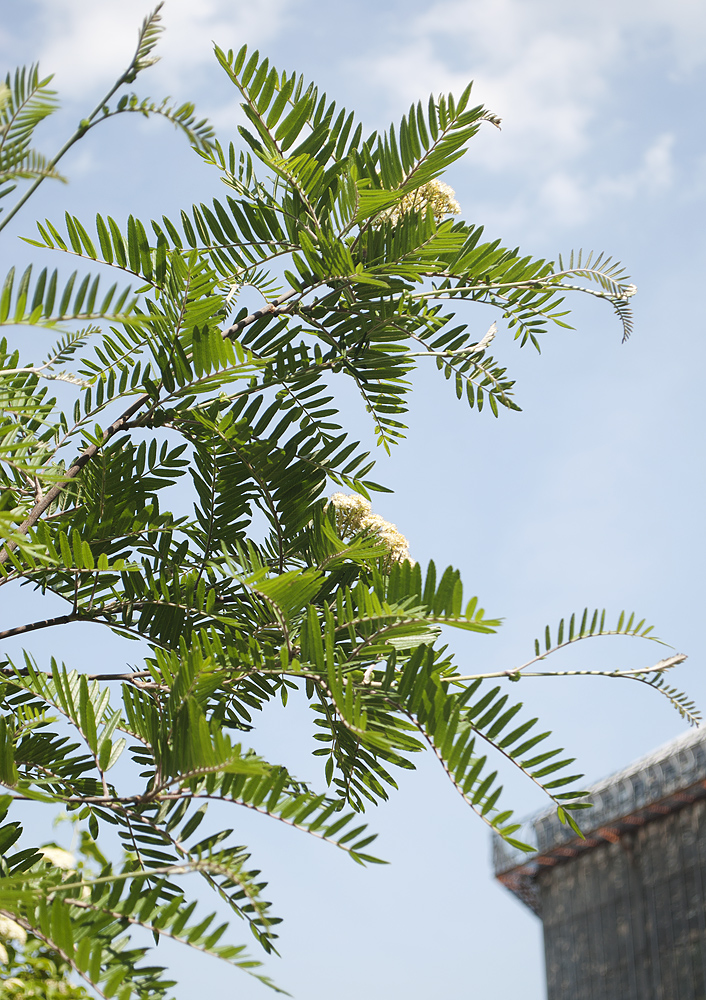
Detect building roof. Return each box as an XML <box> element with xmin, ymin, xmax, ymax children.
<box><xmin>492</xmin><ymin>725</ymin><xmax>706</xmax><ymax>913</ymax></box>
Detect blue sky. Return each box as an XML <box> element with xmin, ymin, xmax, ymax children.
<box><xmin>1</xmin><ymin>1</ymin><xmax>705</xmax><ymax>997</ymax></box>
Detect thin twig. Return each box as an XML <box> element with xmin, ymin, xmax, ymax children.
<box><xmin>0</xmin><ymin>612</ymin><xmax>86</xmax><ymax>641</ymax></box>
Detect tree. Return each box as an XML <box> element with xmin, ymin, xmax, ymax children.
<box><xmin>0</xmin><ymin>7</ymin><xmax>695</xmax><ymax>997</ymax></box>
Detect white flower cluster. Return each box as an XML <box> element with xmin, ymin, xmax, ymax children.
<box><xmin>328</xmin><ymin>493</ymin><xmax>412</xmax><ymax>566</ymax></box>
<box><xmin>0</xmin><ymin>915</ymin><xmax>27</xmax><ymax>966</ymax></box>
<box><xmin>40</xmin><ymin>846</ymin><xmax>75</xmax><ymax>870</ymax></box>
<box><xmin>0</xmin><ymin>849</ymin><xmax>77</xmax><ymax>963</ymax></box>
<box><xmin>0</xmin><ymin>916</ymin><xmax>26</xmax><ymax>945</ymax></box>
<box><xmin>378</xmin><ymin>179</ymin><xmax>461</xmax><ymax>226</ymax></box>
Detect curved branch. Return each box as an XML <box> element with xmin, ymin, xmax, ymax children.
<box><xmin>0</xmin><ymin>612</ymin><xmax>81</xmax><ymax>641</ymax></box>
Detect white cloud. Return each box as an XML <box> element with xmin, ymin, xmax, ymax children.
<box><xmin>631</xmin><ymin>0</ymin><xmax>706</xmax><ymax>75</ymax></box>
<box><xmin>532</xmin><ymin>132</ymin><xmax>676</xmax><ymax>228</ymax></box>
<box><xmin>355</xmin><ymin>0</ymin><xmax>619</xmax><ymax>160</ymax></box>
<box><xmin>19</xmin><ymin>0</ymin><xmax>293</xmax><ymax>100</ymax></box>
<box><xmin>538</xmin><ymin>173</ymin><xmax>591</xmax><ymax>227</ymax></box>
<box><xmin>2</xmin><ymin>0</ymin><xmax>699</xmax><ymax>240</ymax></box>
<box><xmin>352</xmin><ymin>0</ymin><xmax>704</xmax><ymax>233</ymax></box>
<box><xmin>640</xmin><ymin>132</ymin><xmax>676</xmax><ymax>192</ymax></box>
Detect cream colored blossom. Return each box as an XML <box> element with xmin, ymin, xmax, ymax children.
<box><xmin>0</xmin><ymin>916</ymin><xmax>27</xmax><ymax>944</ymax></box>
<box><xmin>328</xmin><ymin>492</ymin><xmax>372</xmax><ymax>537</ymax></box>
<box><xmin>40</xmin><ymin>846</ymin><xmax>75</xmax><ymax>870</ymax></box>
<box><xmin>328</xmin><ymin>493</ymin><xmax>412</xmax><ymax>566</ymax></box>
<box><xmin>378</xmin><ymin>179</ymin><xmax>461</xmax><ymax>226</ymax></box>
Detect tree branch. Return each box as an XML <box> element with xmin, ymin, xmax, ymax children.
<box><xmin>2</xmin><ymin>665</ymin><xmax>158</xmax><ymax>685</ymax></box>
<box><xmin>0</xmin><ymin>613</ymin><xmax>85</xmax><ymax>641</ymax></box>
<box><xmin>221</xmin><ymin>289</ymin><xmax>297</xmax><ymax>340</ymax></box>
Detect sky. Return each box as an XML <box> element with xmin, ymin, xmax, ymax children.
<box><xmin>1</xmin><ymin>0</ymin><xmax>705</xmax><ymax>997</ymax></box>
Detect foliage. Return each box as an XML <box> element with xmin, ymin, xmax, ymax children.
<box><xmin>0</xmin><ymin>867</ymin><xmax>91</xmax><ymax>999</ymax></box>
<box><xmin>0</xmin><ymin>937</ymin><xmax>91</xmax><ymax>998</ymax></box>
<box><xmin>0</xmin><ymin>8</ymin><xmax>692</xmax><ymax>997</ymax></box>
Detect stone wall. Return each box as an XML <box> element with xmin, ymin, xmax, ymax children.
<box><xmin>539</xmin><ymin>800</ymin><xmax>706</xmax><ymax>1000</ymax></box>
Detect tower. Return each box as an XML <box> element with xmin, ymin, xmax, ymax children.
<box><xmin>493</xmin><ymin>728</ymin><xmax>706</xmax><ymax>999</ymax></box>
